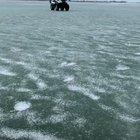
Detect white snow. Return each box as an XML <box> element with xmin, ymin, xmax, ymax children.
<box><xmin>60</xmin><ymin>62</ymin><xmax>76</xmax><ymax>67</ymax></box>
<box><xmin>116</xmin><ymin>64</ymin><xmax>129</xmax><ymax>71</ymax></box>
<box><xmin>14</xmin><ymin>101</ymin><xmax>31</xmax><ymax>111</ymax></box>
<box><xmin>64</xmin><ymin>76</ymin><xmax>74</xmax><ymax>83</ymax></box>
<box><xmin>68</xmin><ymin>85</ymin><xmax>100</xmax><ymax>100</ymax></box>
<box><xmin>0</xmin><ymin>67</ymin><xmax>16</xmax><ymax>76</ymax></box>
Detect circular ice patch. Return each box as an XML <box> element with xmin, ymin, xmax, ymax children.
<box><xmin>14</xmin><ymin>101</ymin><xmax>31</xmax><ymax>111</ymax></box>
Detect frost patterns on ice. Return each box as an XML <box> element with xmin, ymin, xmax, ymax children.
<box><xmin>0</xmin><ymin>127</ymin><xmax>59</xmax><ymax>140</ymax></box>
<box><xmin>27</xmin><ymin>73</ymin><xmax>47</xmax><ymax>90</ymax></box>
<box><xmin>68</xmin><ymin>85</ymin><xmax>100</xmax><ymax>100</ymax></box>
<box><xmin>119</xmin><ymin>114</ymin><xmax>140</xmax><ymax>123</ymax></box>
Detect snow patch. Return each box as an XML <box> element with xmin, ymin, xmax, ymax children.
<box><xmin>68</xmin><ymin>85</ymin><xmax>100</xmax><ymax>100</ymax></box>
<box><xmin>99</xmin><ymin>104</ymin><xmax>115</xmax><ymax>112</ymax></box>
<box><xmin>119</xmin><ymin>114</ymin><xmax>140</xmax><ymax>123</ymax></box>
<box><xmin>10</xmin><ymin>47</ymin><xmax>23</xmax><ymax>53</ymax></box>
<box><xmin>28</xmin><ymin>73</ymin><xmax>47</xmax><ymax>90</ymax></box>
<box><xmin>74</xmin><ymin>117</ymin><xmax>86</xmax><ymax>127</ymax></box>
<box><xmin>49</xmin><ymin>114</ymin><xmax>67</xmax><ymax>123</ymax></box>
<box><xmin>0</xmin><ymin>57</ymin><xmax>12</xmax><ymax>64</ymax></box>
<box><xmin>14</xmin><ymin>101</ymin><xmax>31</xmax><ymax>111</ymax></box>
<box><xmin>0</xmin><ymin>127</ymin><xmax>59</xmax><ymax>140</ymax></box>
<box><xmin>36</xmin><ymin>80</ymin><xmax>47</xmax><ymax>90</ymax></box>
<box><xmin>116</xmin><ymin>64</ymin><xmax>129</xmax><ymax>71</ymax></box>
<box><xmin>64</xmin><ymin>76</ymin><xmax>74</xmax><ymax>83</ymax></box>
<box><xmin>16</xmin><ymin>88</ymin><xmax>32</xmax><ymax>92</ymax></box>
<box><xmin>60</xmin><ymin>62</ymin><xmax>76</xmax><ymax>67</ymax></box>
<box><xmin>0</xmin><ymin>67</ymin><xmax>16</xmax><ymax>76</ymax></box>
<box><xmin>135</xmin><ymin>52</ymin><xmax>140</xmax><ymax>55</ymax></box>
<box><xmin>28</xmin><ymin>73</ymin><xmax>39</xmax><ymax>81</ymax></box>
<box><xmin>0</xmin><ymin>84</ymin><xmax>9</xmax><ymax>90</ymax></box>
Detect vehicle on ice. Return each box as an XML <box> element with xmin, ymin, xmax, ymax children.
<box><xmin>50</xmin><ymin>0</ymin><xmax>69</xmax><ymax>11</ymax></box>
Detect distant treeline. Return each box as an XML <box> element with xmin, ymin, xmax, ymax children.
<box><xmin>70</xmin><ymin>0</ymin><xmax>127</xmax><ymax>3</ymax></box>
<box><xmin>22</xmin><ymin>0</ymin><xmax>127</xmax><ymax>3</ymax></box>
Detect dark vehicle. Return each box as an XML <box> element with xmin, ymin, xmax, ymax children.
<box><xmin>50</xmin><ymin>0</ymin><xmax>69</xmax><ymax>11</ymax></box>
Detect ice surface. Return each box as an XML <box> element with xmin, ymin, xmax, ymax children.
<box><xmin>0</xmin><ymin>1</ymin><xmax>140</xmax><ymax>139</ymax></box>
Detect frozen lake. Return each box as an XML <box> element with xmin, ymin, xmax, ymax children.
<box><xmin>0</xmin><ymin>1</ymin><xmax>140</xmax><ymax>140</ymax></box>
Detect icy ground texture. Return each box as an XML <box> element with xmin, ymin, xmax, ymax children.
<box><xmin>0</xmin><ymin>1</ymin><xmax>140</xmax><ymax>140</ymax></box>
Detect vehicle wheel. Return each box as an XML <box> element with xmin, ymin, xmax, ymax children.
<box><xmin>60</xmin><ymin>4</ymin><xmax>64</xmax><ymax>11</ymax></box>
<box><xmin>64</xmin><ymin>3</ymin><xmax>69</xmax><ymax>11</ymax></box>
<box><xmin>56</xmin><ymin>4</ymin><xmax>60</xmax><ymax>11</ymax></box>
<box><xmin>50</xmin><ymin>4</ymin><xmax>56</xmax><ymax>10</ymax></box>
